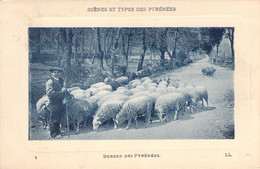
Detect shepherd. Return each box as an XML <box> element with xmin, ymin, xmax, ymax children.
<box><xmin>46</xmin><ymin>67</ymin><xmax>67</xmax><ymax>138</ymax></box>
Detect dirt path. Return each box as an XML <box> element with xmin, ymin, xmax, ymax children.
<box><xmin>31</xmin><ymin>58</ymin><xmax>234</xmax><ymax>140</ymax></box>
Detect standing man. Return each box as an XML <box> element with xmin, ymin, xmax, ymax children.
<box><xmin>46</xmin><ymin>67</ymin><xmax>66</xmax><ymax>138</ymax></box>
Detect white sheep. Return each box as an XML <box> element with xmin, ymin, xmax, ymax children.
<box><xmin>186</xmin><ymin>86</ymin><xmax>208</xmax><ymax>112</ymax></box>
<box><xmin>147</xmin><ymin>86</ymin><xmax>157</xmax><ymax>92</ymax></box>
<box><xmin>168</xmin><ymin>77</ymin><xmax>180</xmax><ymax>88</ymax></box>
<box><xmin>93</xmin><ymin>100</ymin><xmax>125</xmax><ymax>131</ymax></box>
<box><xmin>115</xmin><ymin>76</ymin><xmax>129</xmax><ymax>85</ymax></box>
<box><xmin>115</xmin><ymin>96</ymin><xmax>155</xmax><ymax>130</ymax></box>
<box><xmin>176</xmin><ymin>87</ymin><xmax>192</xmax><ymax>112</ymax></box>
<box><xmin>91</xmin><ymin>82</ymin><xmax>106</xmax><ymax>88</ymax></box>
<box><xmin>89</xmin><ymin>90</ymin><xmax>111</xmax><ymax>102</ymax></box>
<box><xmin>64</xmin><ymin>97</ymin><xmax>95</xmax><ymax>134</ymax></box>
<box><xmin>97</xmin><ymin>94</ymin><xmax>129</xmax><ymax>107</ymax></box>
<box><xmin>114</xmin><ymin>87</ymin><xmax>133</xmax><ymax>96</ymax></box>
<box><xmin>146</xmin><ymin>83</ymin><xmax>157</xmax><ymax>89</ymax></box>
<box><xmin>135</xmin><ymin>85</ymin><xmax>146</xmax><ymax>91</ymax></box>
<box><xmin>86</xmin><ymin>88</ymin><xmax>100</xmax><ymax>96</ymax></box>
<box><xmin>36</xmin><ymin>95</ymin><xmax>50</xmax><ymax>129</ymax></box>
<box><xmin>84</xmin><ymin>98</ymin><xmax>98</xmax><ymax>115</ymax></box>
<box><xmin>97</xmin><ymin>85</ymin><xmax>112</xmax><ymax>92</ymax></box>
<box><xmin>155</xmin><ymin>93</ymin><xmax>186</xmax><ymax>122</ymax></box>
<box><xmin>167</xmin><ymin>86</ymin><xmax>177</xmax><ymax>93</ymax></box>
<box><xmin>156</xmin><ymin>86</ymin><xmax>168</xmax><ymax>94</ymax></box>
<box><xmin>129</xmin><ymin>80</ymin><xmax>141</xmax><ymax>88</ymax></box>
<box><xmin>141</xmin><ymin>79</ymin><xmax>153</xmax><ymax>88</ymax></box>
<box><xmin>158</xmin><ymin>80</ymin><xmax>168</xmax><ymax>87</ymax></box>
<box><xmin>130</xmin><ymin>88</ymin><xmax>142</xmax><ymax>94</ymax></box>
<box><xmin>70</xmin><ymin>89</ymin><xmax>85</xmax><ymax>96</ymax></box>
<box><xmin>67</xmin><ymin>86</ymin><xmax>81</xmax><ymax>93</ymax></box>
<box><xmin>141</xmin><ymin>77</ymin><xmax>152</xmax><ymax>82</ymax></box>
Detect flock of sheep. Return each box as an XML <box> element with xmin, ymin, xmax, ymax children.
<box><xmin>36</xmin><ymin>76</ymin><xmax>209</xmax><ymax>134</ymax></box>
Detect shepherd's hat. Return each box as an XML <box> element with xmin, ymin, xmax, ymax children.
<box><xmin>49</xmin><ymin>67</ymin><xmax>63</xmax><ymax>72</ymax></box>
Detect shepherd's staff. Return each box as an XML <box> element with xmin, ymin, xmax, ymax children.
<box><xmin>64</xmin><ymin>73</ymin><xmax>70</xmax><ymax>138</ymax></box>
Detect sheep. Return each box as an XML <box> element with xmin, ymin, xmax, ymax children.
<box><xmin>115</xmin><ymin>96</ymin><xmax>155</xmax><ymax>130</ymax></box>
<box><xmin>97</xmin><ymin>85</ymin><xmax>112</xmax><ymax>92</ymax></box>
<box><xmin>186</xmin><ymin>86</ymin><xmax>208</xmax><ymax>112</ymax></box>
<box><xmin>89</xmin><ymin>90</ymin><xmax>111</xmax><ymax>102</ymax></box>
<box><xmin>104</xmin><ymin>77</ymin><xmax>112</xmax><ymax>83</ymax></box>
<box><xmin>168</xmin><ymin>77</ymin><xmax>180</xmax><ymax>88</ymax></box>
<box><xmin>167</xmin><ymin>86</ymin><xmax>177</xmax><ymax>93</ymax></box>
<box><xmin>70</xmin><ymin>88</ymin><xmax>92</xmax><ymax>100</ymax></box>
<box><xmin>105</xmin><ymin>80</ymin><xmax>120</xmax><ymax>91</ymax></box>
<box><xmin>156</xmin><ymin>86</ymin><xmax>168</xmax><ymax>94</ymax></box>
<box><xmin>135</xmin><ymin>85</ymin><xmax>146</xmax><ymax>91</ymax></box>
<box><xmin>70</xmin><ymin>89</ymin><xmax>85</xmax><ymax>96</ymax></box>
<box><xmin>67</xmin><ymin>86</ymin><xmax>80</xmax><ymax>93</ymax></box>
<box><xmin>176</xmin><ymin>87</ymin><xmax>192</xmax><ymax>113</ymax></box>
<box><xmin>84</xmin><ymin>98</ymin><xmax>98</xmax><ymax>115</ymax></box>
<box><xmin>85</xmin><ymin>88</ymin><xmax>97</xmax><ymax>96</ymax></box>
<box><xmin>147</xmin><ymin>86</ymin><xmax>157</xmax><ymax>92</ymax></box>
<box><xmin>141</xmin><ymin>77</ymin><xmax>152</xmax><ymax>82</ymax></box>
<box><xmin>129</xmin><ymin>80</ymin><xmax>142</xmax><ymax>88</ymax></box>
<box><xmin>155</xmin><ymin>93</ymin><xmax>186</xmax><ymax>122</ymax></box>
<box><xmin>130</xmin><ymin>88</ymin><xmax>142</xmax><ymax>94</ymax></box>
<box><xmin>114</xmin><ymin>87</ymin><xmax>133</xmax><ymax>96</ymax></box>
<box><xmin>158</xmin><ymin>80</ymin><xmax>168</xmax><ymax>87</ymax></box>
<box><xmin>97</xmin><ymin>94</ymin><xmax>129</xmax><ymax>107</ymax></box>
<box><xmin>129</xmin><ymin>91</ymin><xmax>150</xmax><ymax>99</ymax></box>
<box><xmin>141</xmin><ymin>79</ymin><xmax>153</xmax><ymax>88</ymax></box>
<box><xmin>93</xmin><ymin>100</ymin><xmax>125</xmax><ymax>131</ymax></box>
<box><xmin>91</xmin><ymin>82</ymin><xmax>106</xmax><ymax>88</ymax></box>
<box><xmin>115</xmin><ymin>76</ymin><xmax>129</xmax><ymax>85</ymax></box>
<box><xmin>64</xmin><ymin>96</ymin><xmax>95</xmax><ymax>134</ymax></box>
<box><xmin>36</xmin><ymin>95</ymin><xmax>50</xmax><ymax>129</ymax></box>
<box><xmin>146</xmin><ymin>83</ymin><xmax>157</xmax><ymax>89</ymax></box>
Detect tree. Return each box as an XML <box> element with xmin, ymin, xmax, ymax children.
<box><xmin>121</xmin><ymin>28</ymin><xmax>133</xmax><ymax>66</ymax></box>
<box><xmin>66</xmin><ymin>28</ymin><xmax>73</xmax><ymax>67</ymax></box>
<box><xmin>209</xmin><ymin>28</ymin><xmax>225</xmax><ymax>59</ymax></box>
<box><xmin>110</xmin><ymin>28</ymin><xmax>121</xmax><ymax>76</ymax></box>
<box><xmin>96</xmin><ymin>28</ymin><xmax>105</xmax><ymax>70</ymax></box>
<box><xmin>137</xmin><ymin>29</ymin><xmax>147</xmax><ymax>71</ymax></box>
<box><xmin>226</xmin><ymin>27</ymin><xmax>235</xmax><ymax>66</ymax></box>
<box><xmin>57</xmin><ymin>28</ymin><xmax>67</xmax><ymax>66</ymax></box>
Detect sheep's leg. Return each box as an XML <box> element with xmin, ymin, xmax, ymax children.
<box><xmin>201</xmin><ymin>98</ymin><xmax>204</xmax><ymax>108</ymax></box>
<box><xmin>174</xmin><ymin>110</ymin><xmax>178</xmax><ymax>121</ymax></box>
<box><xmin>205</xmin><ymin>97</ymin><xmax>209</xmax><ymax>107</ymax></box>
<box><xmin>157</xmin><ymin>112</ymin><xmax>163</xmax><ymax>122</ymax></box>
<box><xmin>83</xmin><ymin>119</ymin><xmax>87</xmax><ymax>128</ymax></box>
<box><xmin>134</xmin><ymin>117</ymin><xmax>138</xmax><ymax>129</ymax></box>
<box><xmin>145</xmin><ymin>113</ymin><xmax>151</xmax><ymax>128</ymax></box>
<box><xmin>75</xmin><ymin>122</ymin><xmax>80</xmax><ymax>134</ymax></box>
<box><xmin>165</xmin><ymin>113</ymin><xmax>170</xmax><ymax>122</ymax></box>
<box><xmin>113</xmin><ymin>118</ymin><xmax>117</xmax><ymax>130</ymax></box>
<box><xmin>125</xmin><ymin>119</ymin><xmax>132</xmax><ymax>130</ymax></box>
<box><xmin>105</xmin><ymin>119</ymin><xmax>110</xmax><ymax>128</ymax></box>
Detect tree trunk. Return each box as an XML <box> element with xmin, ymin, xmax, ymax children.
<box><xmin>216</xmin><ymin>44</ymin><xmax>219</xmax><ymax>58</ymax></box>
<box><xmin>57</xmin><ymin>28</ymin><xmax>66</xmax><ymax>66</ymax></box>
<box><xmin>66</xmin><ymin>28</ymin><xmax>73</xmax><ymax>67</ymax></box>
<box><xmin>231</xmin><ymin>40</ymin><xmax>234</xmax><ymax>64</ymax></box>
<box><xmin>159</xmin><ymin>50</ymin><xmax>165</xmax><ymax>66</ymax></box>
<box><xmin>97</xmin><ymin>28</ymin><xmax>104</xmax><ymax>70</ymax></box>
<box><xmin>35</xmin><ymin>30</ymin><xmax>42</xmax><ymax>63</ymax></box>
<box><xmin>137</xmin><ymin>29</ymin><xmax>147</xmax><ymax>71</ymax></box>
<box><xmin>110</xmin><ymin>29</ymin><xmax>121</xmax><ymax>76</ymax></box>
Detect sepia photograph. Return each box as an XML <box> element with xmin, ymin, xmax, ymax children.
<box><xmin>29</xmin><ymin>27</ymin><xmax>235</xmax><ymax>140</ymax></box>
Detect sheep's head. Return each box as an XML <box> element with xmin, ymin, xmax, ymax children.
<box><xmin>115</xmin><ymin>112</ymin><xmax>126</xmax><ymax>125</ymax></box>
<box><xmin>92</xmin><ymin>116</ymin><xmax>102</xmax><ymax>131</ymax></box>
